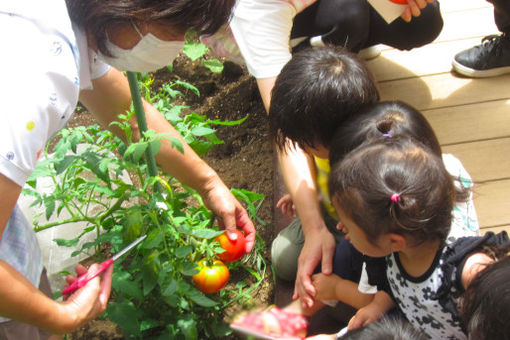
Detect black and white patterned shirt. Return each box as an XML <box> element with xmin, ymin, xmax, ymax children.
<box><xmin>386</xmin><ymin>249</ymin><xmax>465</xmax><ymax>340</ymax></box>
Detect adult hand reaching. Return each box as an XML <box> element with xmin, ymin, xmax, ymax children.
<box><xmin>200</xmin><ymin>176</ymin><xmax>256</xmax><ymax>253</ymax></box>
<box><xmin>59</xmin><ymin>263</ymin><xmax>113</xmax><ymax>333</ymax></box>
<box><xmin>401</xmin><ymin>0</ymin><xmax>436</xmax><ymax>22</ymax></box>
<box><xmin>293</xmin><ymin>227</ymin><xmax>336</xmax><ymax>308</ymax></box>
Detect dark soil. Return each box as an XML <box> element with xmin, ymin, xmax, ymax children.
<box><xmin>66</xmin><ymin>55</ymin><xmax>275</xmax><ymax>339</ymax></box>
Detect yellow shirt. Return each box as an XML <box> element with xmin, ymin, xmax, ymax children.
<box><xmin>314</xmin><ymin>156</ymin><xmax>338</xmax><ymax>220</ymax></box>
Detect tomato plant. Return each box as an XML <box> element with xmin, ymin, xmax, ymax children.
<box><xmin>23</xmin><ymin>73</ymin><xmax>270</xmax><ymax>339</ymax></box>
<box><xmin>216</xmin><ymin>229</ymin><xmax>246</xmax><ymax>262</ymax></box>
<box><xmin>193</xmin><ymin>259</ymin><xmax>230</xmax><ymax>294</ymax></box>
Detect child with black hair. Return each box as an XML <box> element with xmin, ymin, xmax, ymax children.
<box><xmin>458</xmin><ymin>247</ymin><xmax>510</xmax><ymax>340</ymax></box>
<box><xmin>328</xmin><ymin>136</ymin><xmax>509</xmax><ymax>339</ymax></box>
<box><xmin>268</xmin><ymin>45</ymin><xmax>379</xmax><ymax>309</ymax></box>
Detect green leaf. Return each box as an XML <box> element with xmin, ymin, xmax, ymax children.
<box><xmin>182</xmin><ymin>41</ymin><xmax>208</xmax><ymax>61</ymax></box>
<box><xmin>191</xmin><ymin>126</ymin><xmax>216</xmax><ymax>137</ymax></box>
<box><xmin>175</xmin><ymin>245</ymin><xmax>192</xmax><ymax>258</ymax></box>
<box><xmin>149</xmin><ymin>139</ymin><xmax>162</xmax><ymax>156</ymax></box>
<box><xmin>140</xmin><ymin>319</ymin><xmax>161</xmax><ymax>332</ymax></box>
<box><xmin>54</xmin><ymin>155</ymin><xmax>76</xmax><ymax>174</ymax></box>
<box><xmin>174</xmin><ymin>80</ymin><xmax>200</xmax><ymax>97</ymax></box>
<box><xmin>53</xmin><ymin>237</ymin><xmax>80</xmax><ymax>247</ymax></box>
<box><xmin>143</xmin><ymin>228</ymin><xmax>163</xmax><ymax>249</ymax></box>
<box><xmin>122</xmin><ymin>210</ymin><xmax>143</xmax><ymax>242</ymax></box>
<box><xmin>191</xmin><ymin>228</ymin><xmax>224</xmax><ymax>239</ymax></box>
<box><xmin>44</xmin><ymin>196</ymin><xmax>55</xmax><ymax>220</ymax></box>
<box><xmin>124</xmin><ymin>142</ymin><xmax>148</xmax><ymax>163</ymax></box>
<box><xmin>161</xmin><ymin>278</ymin><xmax>178</xmax><ymax>297</ymax></box>
<box><xmin>181</xmin><ymin>261</ymin><xmax>199</xmax><ymax>276</ymax></box>
<box><xmin>202</xmin><ymin>58</ymin><xmax>224</xmax><ymax>73</ymax></box>
<box><xmin>177</xmin><ymin>316</ymin><xmax>198</xmax><ymax>340</ymax></box>
<box><xmin>82</xmin><ymin>152</ymin><xmax>110</xmax><ymax>183</ymax></box>
<box><xmin>113</xmin><ymin>272</ymin><xmax>143</xmax><ymax>301</ymax></box>
<box><xmin>142</xmin><ymin>252</ymin><xmax>160</xmax><ymax>295</ymax></box>
<box><xmin>188</xmin><ymin>291</ymin><xmax>218</xmax><ymax>307</ymax></box>
<box><xmin>107</xmin><ymin>301</ymin><xmax>141</xmax><ymax>336</ymax></box>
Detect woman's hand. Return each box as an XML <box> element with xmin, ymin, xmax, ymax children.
<box><xmin>59</xmin><ymin>263</ymin><xmax>113</xmax><ymax>332</ymax></box>
<box><xmin>200</xmin><ymin>176</ymin><xmax>256</xmax><ymax>253</ymax></box>
<box><xmin>400</xmin><ymin>0</ymin><xmax>435</xmax><ymax>22</ymax></box>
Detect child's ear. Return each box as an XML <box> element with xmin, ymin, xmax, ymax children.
<box><xmin>387</xmin><ymin>233</ymin><xmax>407</xmax><ymax>252</ymax></box>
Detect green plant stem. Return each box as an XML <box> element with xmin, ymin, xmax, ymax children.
<box><xmin>126</xmin><ymin>72</ymin><xmax>160</xmax><ymax>184</ymax></box>
<box><xmin>34</xmin><ymin>216</ymin><xmax>95</xmax><ymax>232</ymax></box>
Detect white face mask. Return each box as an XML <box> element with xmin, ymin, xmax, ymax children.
<box><xmin>98</xmin><ymin>24</ymin><xmax>184</xmax><ymax>72</ymax></box>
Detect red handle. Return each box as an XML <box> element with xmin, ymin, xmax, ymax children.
<box><xmin>61</xmin><ymin>259</ymin><xmax>113</xmax><ymax>295</ymax></box>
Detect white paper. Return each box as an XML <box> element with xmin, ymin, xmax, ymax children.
<box><xmin>367</xmin><ymin>0</ymin><xmax>408</xmax><ymax>24</ymax></box>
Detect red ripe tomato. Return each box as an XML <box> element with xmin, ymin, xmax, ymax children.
<box><xmin>192</xmin><ymin>259</ymin><xmax>230</xmax><ymax>294</ymax></box>
<box><xmin>216</xmin><ymin>229</ymin><xmax>246</xmax><ymax>262</ymax></box>
<box><xmin>389</xmin><ymin>0</ymin><xmax>408</xmax><ymax>4</ymax></box>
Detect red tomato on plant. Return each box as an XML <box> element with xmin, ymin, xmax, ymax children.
<box><xmin>192</xmin><ymin>259</ymin><xmax>230</xmax><ymax>294</ymax></box>
<box><xmin>216</xmin><ymin>229</ymin><xmax>246</xmax><ymax>262</ymax></box>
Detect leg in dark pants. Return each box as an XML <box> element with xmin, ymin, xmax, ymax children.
<box><xmin>291</xmin><ymin>0</ymin><xmax>443</xmax><ymax>52</ymax></box>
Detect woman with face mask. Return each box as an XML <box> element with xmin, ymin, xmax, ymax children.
<box><xmin>0</xmin><ymin>0</ymin><xmax>255</xmax><ymax>339</ymax></box>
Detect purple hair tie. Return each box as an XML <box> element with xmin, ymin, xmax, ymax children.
<box><xmin>391</xmin><ymin>193</ymin><xmax>400</xmax><ymax>203</ymax></box>
<box><xmin>383</xmin><ymin>132</ymin><xmax>392</xmax><ymax>138</ymax></box>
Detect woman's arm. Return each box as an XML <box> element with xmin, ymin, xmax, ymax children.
<box><xmin>78</xmin><ymin>68</ymin><xmax>256</xmax><ymax>251</ymax></box>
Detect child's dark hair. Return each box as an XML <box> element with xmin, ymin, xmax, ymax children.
<box><xmin>329</xmin><ymin>100</ymin><xmax>441</xmax><ymax>165</ymax></box>
<box><xmin>459</xmin><ymin>247</ymin><xmax>510</xmax><ymax>340</ymax></box>
<box><xmin>269</xmin><ymin>45</ymin><xmax>379</xmax><ymax>152</ymax></box>
<box><xmin>66</xmin><ymin>0</ymin><xmax>235</xmax><ymax>57</ymax></box>
<box><xmin>329</xmin><ymin>100</ymin><xmax>470</xmax><ymax>203</ymax></box>
<box><xmin>329</xmin><ymin>136</ymin><xmax>455</xmax><ymax>245</ymax></box>
<box><xmin>340</xmin><ymin>317</ymin><xmax>428</xmax><ymax>340</ymax></box>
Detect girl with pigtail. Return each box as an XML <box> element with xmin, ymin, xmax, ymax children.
<box><xmin>328</xmin><ymin>136</ymin><xmax>509</xmax><ymax>340</ymax></box>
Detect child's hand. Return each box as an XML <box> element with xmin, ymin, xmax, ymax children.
<box><xmin>311</xmin><ymin>273</ymin><xmax>342</xmax><ymax>301</ymax></box>
<box><xmin>347</xmin><ymin>302</ymin><xmax>383</xmax><ymax>331</ymax></box>
<box><xmin>277</xmin><ymin>194</ymin><xmax>297</xmax><ymax>217</ymax></box>
<box><xmin>59</xmin><ymin>263</ymin><xmax>113</xmax><ymax>332</ymax></box>
<box><xmin>347</xmin><ymin>290</ymin><xmax>394</xmax><ymax>331</ymax></box>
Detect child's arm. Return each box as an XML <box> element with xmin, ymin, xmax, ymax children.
<box><xmin>277</xmin><ymin>146</ymin><xmax>337</xmax><ymax>308</ymax></box>
<box><xmin>312</xmin><ymin>273</ymin><xmax>375</xmax><ymax>309</ymax></box>
<box><xmin>347</xmin><ymin>291</ymin><xmax>395</xmax><ymax>331</ymax></box>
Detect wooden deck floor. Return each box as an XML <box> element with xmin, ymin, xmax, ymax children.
<box><xmin>366</xmin><ymin>0</ymin><xmax>510</xmax><ymax>236</ymax></box>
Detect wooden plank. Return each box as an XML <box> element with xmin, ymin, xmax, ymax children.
<box><xmin>423</xmin><ymin>100</ymin><xmax>510</xmax><ymax>145</ymax></box>
<box><xmin>440</xmin><ymin>0</ymin><xmax>492</xmax><ymax>13</ymax></box>
<box><xmin>473</xmin><ymin>180</ymin><xmax>510</xmax><ymax>228</ymax></box>
<box><xmin>368</xmin><ymin>38</ymin><xmax>484</xmax><ymax>81</ymax></box>
<box><xmin>378</xmin><ymin>73</ymin><xmax>510</xmax><ymax>111</ymax></box>
<box><xmin>436</xmin><ymin>7</ymin><xmax>498</xmax><ymax>43</ymax></box>
<box><xmin>442</xmin><ymin>138</ymin><xmax>510</xmax><ymax>182</ymax></box>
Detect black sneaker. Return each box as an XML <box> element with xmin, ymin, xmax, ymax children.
<box><xmin>452</xmin><ymin>33</ymin><xmax>510</xmax><ymax>77</ymax></box>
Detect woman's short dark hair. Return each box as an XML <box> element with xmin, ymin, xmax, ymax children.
<box><xmin>269</xmin><ymin>45</ymin><xmax>379</xmax><ymax>152</ymax></box>
<box><xmin>66</xmin><ymin>0</ymin><xmax>235</xmax><ymax>56</ymax></box>
<box><xmin>459</xmin><ymin>251</ymin><xmax>510</xmax><ymax>340</ymax></box>
<box><xmin>329</xmin><ymin>136</ymin><xmax>455</xmax><ymax>245</ymax></box>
